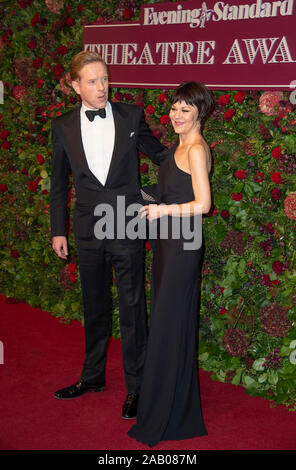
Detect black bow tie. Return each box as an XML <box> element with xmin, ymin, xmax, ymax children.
<box><xmin>85</xmin><ymin>108</ymin><xmax>106</xmax><ymax>121</ymax></box>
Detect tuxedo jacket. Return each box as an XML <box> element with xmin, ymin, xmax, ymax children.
<box><xmin>50</xmin><ymin>101</ymin><xmax>168</xmax><ymax>248</ymax></box>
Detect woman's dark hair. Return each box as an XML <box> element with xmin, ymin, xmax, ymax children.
<box><xmin>171</xmin><ymin>81</ymin><xmax>214</xmax><ymax>128</ymax></box>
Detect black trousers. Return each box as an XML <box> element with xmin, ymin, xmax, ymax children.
<box><xmin>77</xmin><ymin>239</ymin><xmax>147</xmax><ymax>394</ymax></box>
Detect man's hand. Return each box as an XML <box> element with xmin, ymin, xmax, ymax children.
<box><xmin>52</xmin><ymin>236</ymin><xmax>68</xmax><ymax>259</ymax></box>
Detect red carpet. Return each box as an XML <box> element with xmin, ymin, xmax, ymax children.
<box><xmin>0</xmin><ymin>293</ymin><xmax>295</xmax><ymax>452</ymax></box>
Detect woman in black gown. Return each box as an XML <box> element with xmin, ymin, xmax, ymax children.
<box><xmin>128</xmin><ymin>82</ymin><xmax>214</xmax><ymax>447</ymax></box>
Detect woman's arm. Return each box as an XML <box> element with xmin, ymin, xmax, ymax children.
<box><xmin>140</xmin><ymin>143</ymin><xmax>211</xmax><ymax>221</ymax></box>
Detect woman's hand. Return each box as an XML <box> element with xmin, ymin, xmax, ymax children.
<box><xmin>140</xmin><ymin>204</ymin><xmax>167</xmax><ymax>221</ymax></box>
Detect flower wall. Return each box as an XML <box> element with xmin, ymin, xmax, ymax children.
<box><xmin>1</xmin><ymin>0</ymin><xmax>296</xmax><ymax>408</ymax></box>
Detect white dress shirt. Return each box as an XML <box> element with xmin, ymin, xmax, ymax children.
<box><xmin>80</xmin><ymin>101</ymin><xmax>115</xmax><ymax>186</ymax></box>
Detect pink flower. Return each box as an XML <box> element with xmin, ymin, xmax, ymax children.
<box><xmin>259</xmin><ymin>91</ymin><xmax>284</xmax><ymax>116</ymax></box>
<box><xmin>284</xmin><ymin>192</ymin><xmax>296</xmax><ymax>220</ymax></box>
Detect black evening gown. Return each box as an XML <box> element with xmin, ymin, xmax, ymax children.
<box><xmin>128</xmin><ymin>144</ymin><xmax>207</xmax><ymax>447</ymax></box>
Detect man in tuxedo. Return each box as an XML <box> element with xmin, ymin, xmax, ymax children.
<box><xmin>50</xmin><ymin>51</ymin><xmax>167</xmax><ymax>418</ymax></box>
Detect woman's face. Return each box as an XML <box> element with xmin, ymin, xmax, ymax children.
<box><xmin>169</xmin><ymin>100</ymin><xmax>199</xmax><ymax>135</ymax></box>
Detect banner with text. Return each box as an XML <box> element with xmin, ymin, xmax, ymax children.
<box><xmin>83</xmin><ymin>0</ymin><xmax>295</xmax><ymax>90</ymax></box>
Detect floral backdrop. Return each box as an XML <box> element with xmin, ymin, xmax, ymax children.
<box><xmin>1</xmin><ymin>0</ymin><xmax>296</xmax><ymax>409</ymax></box>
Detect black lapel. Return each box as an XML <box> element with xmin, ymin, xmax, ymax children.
<box><xmin>105</xmin><ymin>101</ymin><xmax>131</xmax><ymax>186</ymax></box>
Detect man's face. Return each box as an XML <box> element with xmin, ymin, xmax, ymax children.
<box><xmin>72</xmin><ymin>61</ymin><xmax>109</xmax><ymax>109</ymax></box>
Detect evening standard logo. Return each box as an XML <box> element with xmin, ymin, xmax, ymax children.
<box><xmin>143</xmin><ymin>0</ymin><xmax>294</xmax><ymax>29</ymax></box>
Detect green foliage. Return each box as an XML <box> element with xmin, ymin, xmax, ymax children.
<box><xmin>1</xmin><ymin>0</ymin><xmax>296</xmax><ymax>408</ymax></box>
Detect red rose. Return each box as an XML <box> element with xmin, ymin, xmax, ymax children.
<box><xmin>271</xmin><ymin>146</ymin><xmax>282</xmax><ymax>160</ymax></box>
<box><xmin>1</xmin><ymin>140</ymin><xmax>11</xmax><ymax>149</ymax></box>
<box><xmin>28</xmin><ymin>180</ymin><xmax>39</xmax><ymax>192</ymax></box>
<box><xmin>219</xmin><ymin>307</ymin><xmax>228</xmax><ymax>315</ymax></box>
<box><xmin>218</xmin><ymin>94</ymin><xmax>230</xmax><ymax>106</ymax></box>
<box><xmin>160</xmin><ymin>114</ymin><xmax>170</xmax><ymax>125</ymax></box>
<box><xmin>13</xmin><ymin>85</ymin><xmax>27</xmax><ymax>100</ymax></box>
<box><xmin>146</xmin><ymin>105</ymin><xmax>156</xmax><ymax>114</ymax></box>
<box><xmin>262</xmin><ymin>274</ymin><xmax>271</xmax><ymax>286</ymax></box>
<box><xmin>66</xmin><ymin>17</ymin><xmax>75</xmax><ymax>26</ymax></box>
<box><xmin>27</xmin><ymin>39</ymin><xmax>37</xmax><ymax>50</ymax></box>
<box><xmin>53</xmin><ymin>63</ymin><xmax>65</xmax><ymax>77</ymax></box>
<box><xmin>220</xmin><ymin>209</ymin><xmax>230</xmax><ymax>219</ymax></box>
<box><xmin>57</xmin><ymin>44</ymin><xmax>68</xmax><ymax>56</ymax></box>
<box><xmin>158</xmin><ymin>93</ymin><xmax>168</xmax><ymax>103</ymax></box>
<box><xmin>270</xmin><ymin>172</ymin><xmax>282</xmax><ymax>184</ymax></box>
<box><xmin>68</xmin><ymin>263</ymin><xmax>77</xmax><ymax>273</ymax></box>
<box><xmin>224</xmin><ymin>109</ymin><xmax>236</xmax><ymax>121</ymax></box>
<box><xmin>255</xmin><ymin>172</ymin><xmax>264</xmax><ymax>183</ymax></box>
<box><xmin>0</xmin><ymin>130</ymin><xmax>9</xmax><ymax>140</ymax></box>
<box><xmin>36</xmin><ymin>154</ymin><xmax>45</xmax><ymax>164</ymax></box>
<box><xmin>272</xmin><ymin>260</ymin><xmax>285</xmax><ymax>275</ymax></box>
<box><xmin>11</xmin><ymin>250</ymin><xmax>19</xmax><ymax>258</ymax></box>
<box><xmin>124</xmin><ymin>8</ymin><xmax>134</xmax><ymax>19</ymax></box>
<box><xmin>77</xmin><ymin>4</ymin><xmax>85</xmax><ymax>12</ymax></box>
<box><xmin>145</xmin><ymin>241</ymin><xmax>151</xmax><ymax>250</ymax></box>
<box><xmin>36</xmin><ymin>78</ymin><xmax>45</xmax><ymax>88</ymax></box>
<box><xmin>234</xmin><ymin>169</ymin><xmax>246</xmax><ymax>180</ymax></box>
<box><xmin>33</xmin><ymin>57</ymin><xmax>43</xmax><ymax>68</ymax></box>
<box><xmin>0</xmin><ymin>183</ymin><xmax>8</xmax><ymax>192</ymax></box>
<box><xmin>234</xmin><ymin>92</ymin><xmax>245</xmax><ymax>103</ymax></box>
<box><xmin>140</xmin><ymin>163</ymin><xmax>149</xmax><ymax>174</ymax></box>
<box><xmin>31</xmin><ymin>13</ymin><xmax>41</xmax><ymax>27</ymax></box>
<box><xmin>69</xmin><ymin>273</ymin><xmax>77</xmax><ymax>283</ymax></box>
<box><xmin>270</xmin><ymin>188</ymin><xmax>282</xmax><ymax>200</ymax></box>
<box><xmin>231</xmin><ymin>192</ymin><xmax>243</xmax><ymax>201</ymax></box>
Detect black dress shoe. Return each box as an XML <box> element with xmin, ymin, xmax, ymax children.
<box><xmin>122</xmin><ymin>393</ymin><xmax>138</xmax><ymax>419</ymax></box>
<box><xmin>54</xmin><ymin>379</ymin><xmax>105</xmax><ymax>400</ymax></box>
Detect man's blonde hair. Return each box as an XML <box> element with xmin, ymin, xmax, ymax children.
<box><xmin>70</xmin><ymin>51</ymin><xmax>108</xmax><ymax>81</ymax></box>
